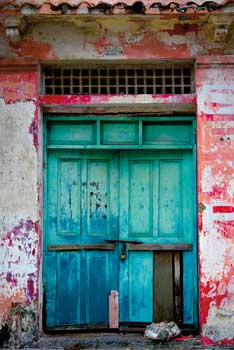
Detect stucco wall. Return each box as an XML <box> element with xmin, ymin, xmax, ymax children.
<box><xmin>197</xmin><ymin>56</ymin><xmax>234</xmax><ymax>344</ymax></box>
<box><xmin>1</xmin><ymin>17</ymin><xmax>234</xmax><ymax>61</ymax></box>
<box><xmin>0</xmin><ymin>66</ymin><xmax>41</xmax><ymax>346</ymax></box>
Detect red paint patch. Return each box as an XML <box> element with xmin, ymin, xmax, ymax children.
<box><xmin>40</xmin><ymin>94</ymin><xmax>109</xmax><ymax>105</ymax></box>
<box><xmin>165</xmin><ymin>23</ymin><xmax>199</xmax><ymax>36</ymax></box>
<box><xmin>0</xmin><ymin>71</ymin><xmax>38</xmax><ymax>103</ymax></box>
<box><xmin>213</xmin><ymin>206</ymin><xmax>234</xmax><ymax>213</ymax></box>
<box><xmin>198</xmin><ymin>212</ymin><xmax>203</xmax><ymax>232</ymax></box>
<box><xmin>199</xmin><ymin>113</ymin><xmax>214</xmax><ymax>121</ymax></box>
<box><xmin>214</xmin><ymin>220</ymin><xmax>234</xmax><ymax>238</ymax></box>
<box><xmin>122</xmin><ymin>35</ymin><xmax>191</xmax><ymax>59</ymax></box>
<box><xmin>10</xmin><ymin>38</ymin><xmax>57</xmax><ymax>60</ymax></box>
<box><xmin>199</xmin><ymin>282</ymin><xmax>229</xmax><ymax>331</ymax></box>
<box><xmin>201</xmin><ymin>336</ymin><xmax>215</xmax><ymax>345</ymax></box>
<box><xmin>40</xmin><ymin>94</ymin><xmax>195</xmax><ymax>105</ymax></box>
<box><xmin>207</xmin><ymin>185</ymin><xmax>227</xmax><ymax>199</ymax></box>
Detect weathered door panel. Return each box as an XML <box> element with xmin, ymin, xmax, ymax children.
<box><xmin>56</xmin><ymin>252</ymin><xmax>82</xmax><ymax>325</ymax></box>
<box><xmin>47</xmin><ymin>150</ymin><xmax>119</xmax><ymax>246</ymax></box>
<box><xmin>181</xmin><ymin>150</ymin><xmax>197</xmax><ymax>326</ymax></box>
<box><xmin>119</xmin><ymin>150</ymin><xmax>196</xmax><ymax>326</ymax></box>
<box><xmin>128</xmin><ymin>251</ymin><xmax>153</xmax><ymax>322</ymax></box>
<box><xmin>46</xmin><ymin>150</ymin><xmax>119</xmax><ymax>327</ymax></box>
<box><xmin>119</xmin><ymin>152</ymin><xmax>156</xmax><ymax>323</ymax></box>
<box><xmin>85</xmin><ymin>251</ymin><xmax>108</xmax><ymax>324</ymax></box>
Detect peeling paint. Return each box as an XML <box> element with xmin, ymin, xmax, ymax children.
<box><xmin>197</xmin><ymin>59</ymin><xmax>234</xmax><ymax>345</ymax></box>
<box><xmin>0</xmin><ymin>72</ymin><xmax>38</xmax><ymax>104</ymax></box>
<box><xmin>0</xmin><ymin>219</ymin><xmax>39</xmax><ymax>323</ymax></box>
<box><xmin>29</xmin><ymin>111</ymin><xmax>39</xmax><ymax>152</ymax></box>
<box><xmin>10</xmin><ymin>38</ymin><xmax>57</xmax><ymax>60</ymax></box>
<box><xmin>1</xmin><ymin>18</ymin><xmax>234</xmax><ymax>61</ymax></box>
<box><xmin>40</xmin><ymin>93</ymin><xmax>196</xmax><ymax>106</ymax></box>
<box><xmin>0</xmin><ymin>66</ymin><xmax>40</xmax><ymax>340</ymax></box>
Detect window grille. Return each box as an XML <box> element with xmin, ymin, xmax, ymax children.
<box><xmin>43</xmin><ymin>64</ymin><xmax>194</xmax><ymax>95</ymax></box>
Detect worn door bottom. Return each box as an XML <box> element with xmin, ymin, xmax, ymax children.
<box><xmin>45</xmin><ymin>323</ymin><xmax>197</xmax><ymax>335</ymax></box>
<box><xmin>44</xmin><ymin>324</ymin><xmax>149</xmax><ymax>334</ymax></box>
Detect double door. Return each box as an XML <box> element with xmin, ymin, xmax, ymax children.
<box><xmin>45</xmin><ymin>149</ymin><xmax>196</xmax><ymax>328</ymax></box>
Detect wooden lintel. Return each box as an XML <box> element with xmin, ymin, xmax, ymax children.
<box><xmin>128</xmin><ymin>243</ymin><xmax>192</xmax><ymax>251</ymax></box>
<box><xmin>48</xmin><ymin>244</ymin><xmax>115</xmax><ymax>251</ymax></box>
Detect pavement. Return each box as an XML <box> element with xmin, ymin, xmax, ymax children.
<box><xmin>3</xmin><ymin>333</ymin><xmax>234</xmax><ymax>350</ymax></box>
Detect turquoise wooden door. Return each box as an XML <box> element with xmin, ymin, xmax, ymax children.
<box><xmin>45</xmin><ymin>148</ymin><xmax>196</xmax><ymax>328</ymax></box>
<box><xmin>119</xmin><ymin>150</ymin><xmax>196</xmax><ymax>326</ymax></box>
<box><xmin>45</xmin><ymin>150</ymin><xmax>119</xmax><ymax>327</ymax></box>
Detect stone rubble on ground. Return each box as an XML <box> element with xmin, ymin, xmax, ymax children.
<box><xmin>144</xmin><ymin>321</ymin><xmax>181</xmax><ymax>341</ymax></box>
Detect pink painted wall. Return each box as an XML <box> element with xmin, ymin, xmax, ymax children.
<box><xmin>197</xmin><ymin>56</ymin><xmax>234</xmax><ymax>344</ymax></box>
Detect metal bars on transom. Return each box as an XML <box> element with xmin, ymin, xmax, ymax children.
<box><xmin>43</xmin><ymin>64</ymin><xmax>194</xmax><ymax>95</ymax></box>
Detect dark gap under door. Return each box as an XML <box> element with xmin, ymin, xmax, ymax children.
<box><xmin>154</xmin><ymin>251</ymin><xmax>182</xmax><ymax>324</ymax></box>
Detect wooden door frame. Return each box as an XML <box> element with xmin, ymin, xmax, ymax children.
<box><xmin>42</xmin><ymin>114</ymin><xmax>198</xmax><ymax>332</ymax></box>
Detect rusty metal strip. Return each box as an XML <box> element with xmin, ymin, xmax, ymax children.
<box><xmin>48</xmin><ymin>244</ymin><xmax>115</xmax><ymax>251</ymax></box>
<box><xmin>128</xmin><ymin>243</ymin><xmax>192</xmax><ymax>251</ymax></box>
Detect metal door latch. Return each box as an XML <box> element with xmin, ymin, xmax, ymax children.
<box><xmin>104</xmin><ymin>239</ymin><xmax>142</xmax><ymax>261</ymax></box>
<box><xmin>120</xmin><ymin>243</ymin><xmax>127</xmax><ymax>260</ymax></box>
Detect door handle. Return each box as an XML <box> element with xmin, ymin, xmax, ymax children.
<box><xmin>104</xmin><ymin>240</ymin><xmax>142</xmax><ymax>261</ymax></box>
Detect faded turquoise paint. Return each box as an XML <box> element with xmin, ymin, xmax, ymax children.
<box><xmin>46</xmin><ymin>150</ymin><xmax>119</xmax><ymax>326</ymax></box>
<box><xmin>44</xmin><ymin>117</ymin><xmax>197</xmax><ymax>329</ymax></box>
<box><xmin>101</xmin><ymin>122</ymin><xmax>139</xmax><ymax>145</ymax></box>
<box><xmin>46</xmin><ymin>117</ymin><xmax>194</xmax><ymax>149</ymax></box>
<box><xmin>118</xmin><ymin>150</ymin><xmax>196</xmax><ymax>325</ymax></box>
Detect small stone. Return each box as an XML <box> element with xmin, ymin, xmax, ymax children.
<box><xmin>145</xmin><ymin>321</ymin><xmax>181</xmax><ymax>341</ymax></box>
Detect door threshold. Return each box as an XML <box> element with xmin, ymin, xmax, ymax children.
<box><xmin>45</xmin><ymin>326</ymin><xmax>112</xmax><ymax>334</ymax></box>
<box><xmin>45</xmin><ymin>325</ymin><xmax>147</xmax><ymax>334</ymax></box>
<box><xmin>45</xmin><ymin>324</ymin><xmax>197</xmax><ymax>335</ymax></box>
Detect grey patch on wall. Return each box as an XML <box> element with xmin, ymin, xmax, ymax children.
<box><xmin>104</xmin><ymin>46</ymin><xmax>123</xmax><ymax>55</ymax></box>
<box><xmin>0</xmin><ymin>35</ymin><xmax>17</xmax><ymax>58</ymax></box>
<box><xmin>202</xmin><ymin>305</ymin><xmax>234</xmax><ymax>342</ymax></box>
<box><xmin>6</xmin><ymin>303</ymin><xmax>39</xmax><ymax>349</ymax></box>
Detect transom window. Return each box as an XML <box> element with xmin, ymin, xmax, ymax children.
<box><xmin>42</xmin><ymin>63</ymin><xmax>194</xmax><ymax>95</ymax></box>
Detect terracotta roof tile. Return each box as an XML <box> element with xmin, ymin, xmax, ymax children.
<box><xmin>0</xmin><ymin>0</ymin><xmax>232</xmax><ymax>14</ymax></box>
